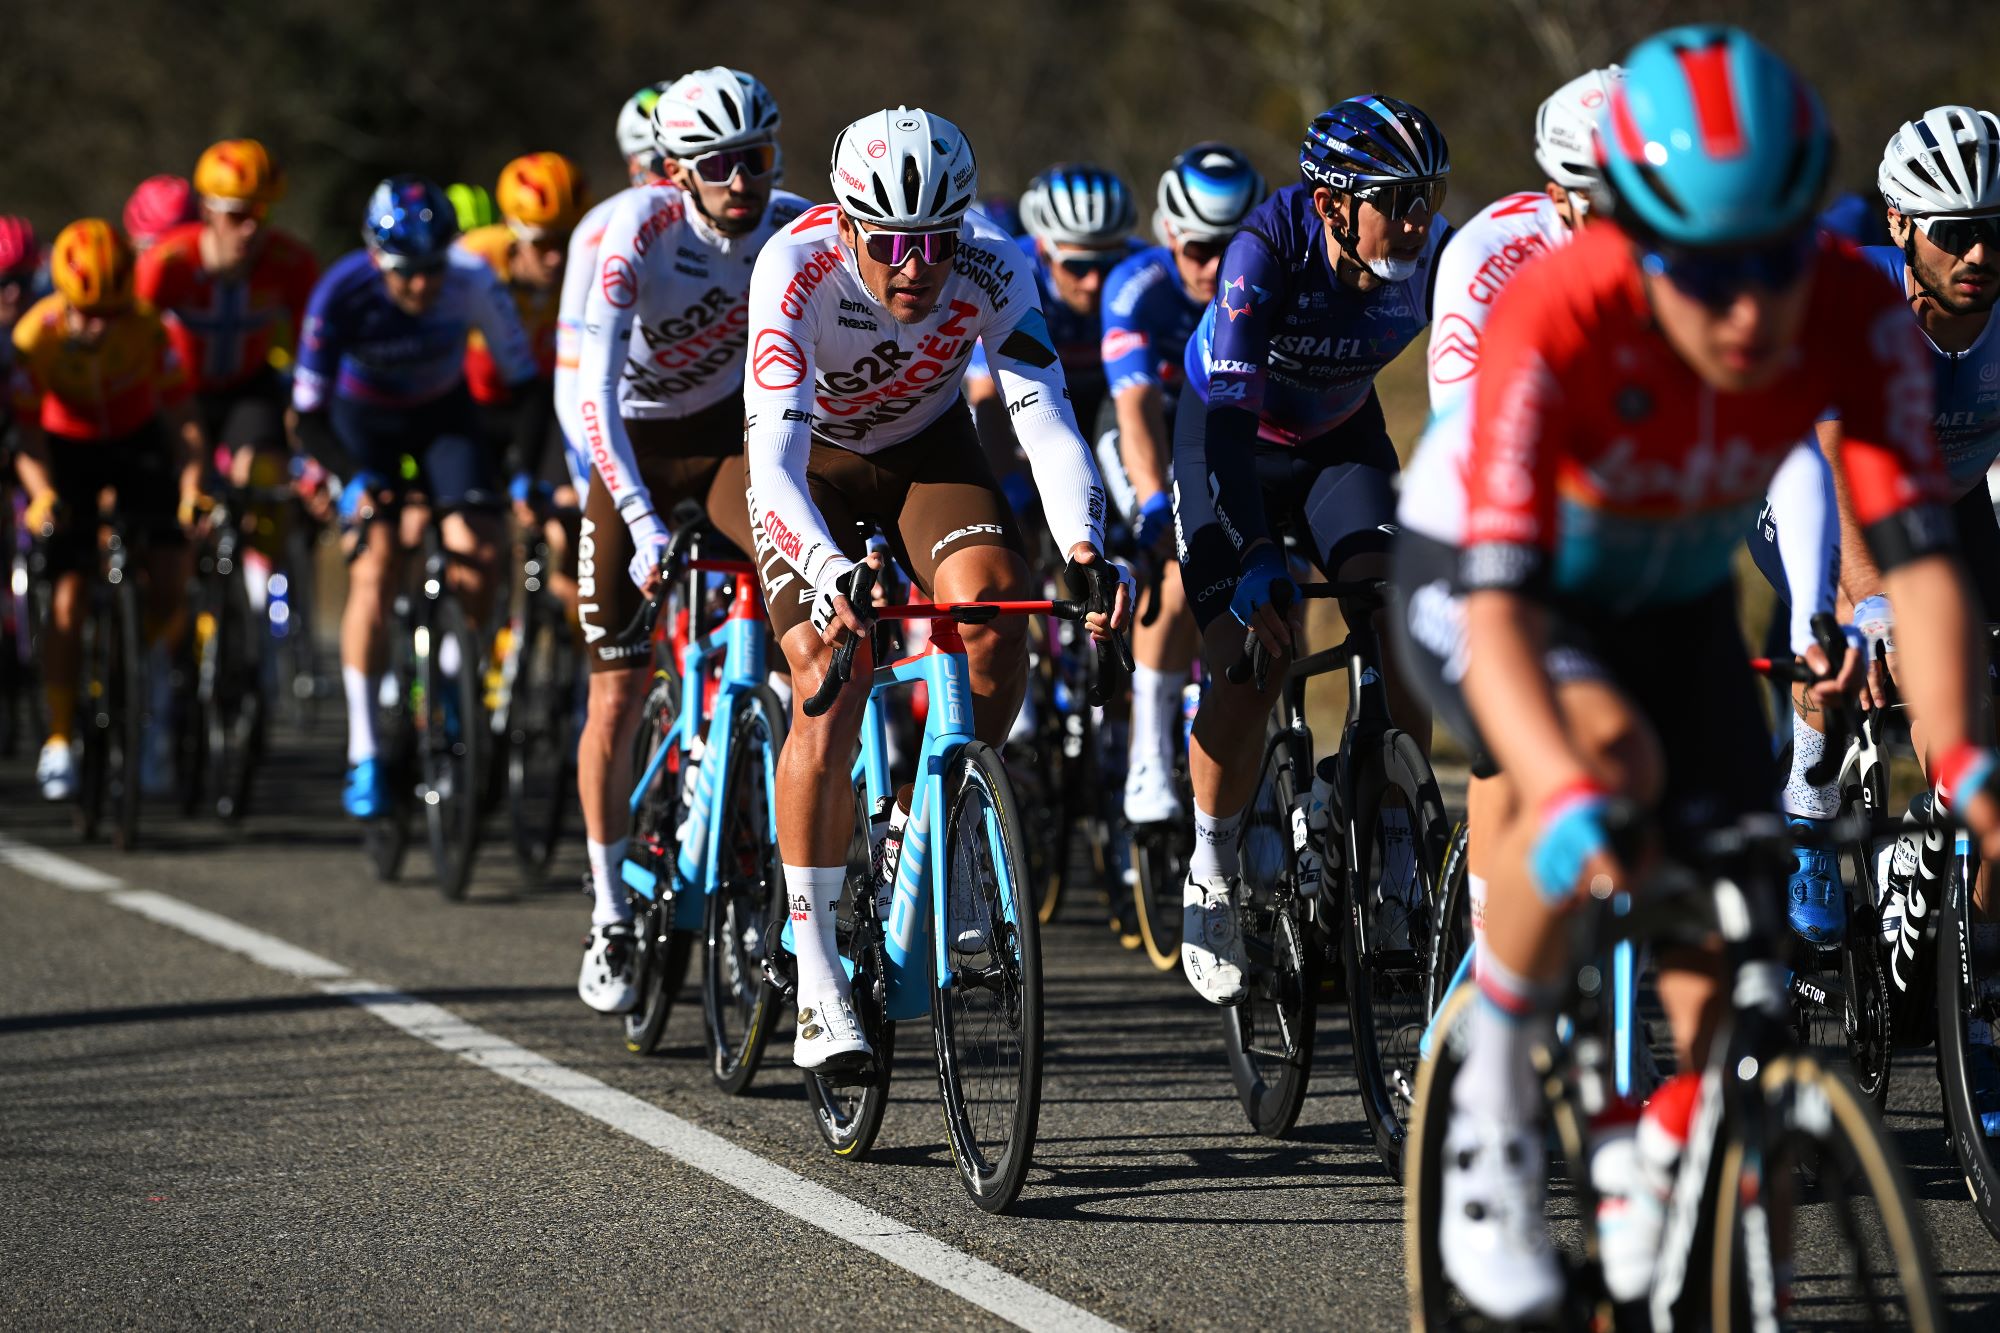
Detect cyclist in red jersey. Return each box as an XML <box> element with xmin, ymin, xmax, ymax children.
<box><xmin>1408</xmin><ymin>25</ymin><xmax>2000</xmax><ymax>1320</ymax></box>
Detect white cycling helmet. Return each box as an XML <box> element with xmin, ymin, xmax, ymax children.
<box><xmin>1534</xmin><ymin>66</ymin><xmax>1622</xmax><ymax>191</ymax></box>
<box><xmin>1879</xmin><ymin>105</ymin><xmax>2000</xmax><ymax>216</ymax></box>
<box><xmin>1156</xmin><ymin>143</ymin><xmax>1266</xmax><ymax>244</ymax></box>
<box><xmin>617</xmin><ymin>82</ymin><xmax>671</xmax><ymax>162</ymax></box>
<box><xmin>653</xmin><ymin>67</ymin><xmax>780</xmax><ymax>160</ymax></box>
<box><xmin>829</xmin><ymin>107</ymin><xmax>978</xmax><ymax>228</ymax></box>
<box><xmin>1021</xmin><ymin>165</ymin><xmax>1137</xmax><ymax>246</ymax></box>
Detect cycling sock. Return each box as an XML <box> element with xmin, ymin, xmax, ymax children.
<box><xmin>1189</xmin><ymin>804</ymin><xmax>1245</xmax><ymax>880</ymax></box>
<box><xmin>45</xmin><ymin>683</ymin><xmax>76</xmax><ymax>744</ymax></box>
<box><xmin>1453</xmin><ymin>950</ymin><xmax>1558</xmax><ymax>1129</ymax></box>
<box><xmin>785</xmin><ymin>864</ymin><xmax>850</xmax><ymax>1000</ymax></box>
<box><xmin>587</xmin><ymin>838</ymin><xmax>631</xmax><ymax>926</ymax></box>
<box><xmin>1782</xmin><ymin>721</ymin><xmax>1841</xmax><ymax>821</ymax></box>
<box><xmin>1128</xmin><ymin>664</ymin><xmax>1178</xmax><ymax>770</ymax></box>
<box><xmin>342</xmin><ymin>664</ymin><xmax>378</xmax><ymax>764</ymax></box>
<box><xmin>438</xmin><ymin>631</ymin><xmax>463</xmax><ymax>680</ymax></box>
<box><xmin>1468</xmin><ymin>872</ymin><xmax>1489</xmax><ymax>979</ymax></box>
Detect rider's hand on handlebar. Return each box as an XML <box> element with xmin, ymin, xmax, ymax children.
<box><xmin>811</xmin><ymin>551</ymin><xmax>884</xmax><ymax>648</ymax></box>
<box><xmin>1527</xmin><ymin>779</ymin><xmax>1625</xmax><ymax>908</ymax></box>
<box><xmin>1065</xmin><ymin>544</ymin><xmax>1131</xmax><ymax>641</ymax></box>
<box><xmin>625</xmin><ymin>509</ymin><xmax>669</xmax><ymax>596</ymax></box>
<box><xmin>1852</xmin><ymin>593</ymin><xmax>1895</xmax><ymax>711</ymax></box>
<box><xmin>1800</xmin><ymin>633</ymin><xmax>1863</xmax><ymax>714</ymax></box>
<box><xmin>23</xmin><ymin>489</ymin><xmax>58</xmax><ymax>538</ymax></box>
<box><xmin>1133</xmin><ymin>491</ymin><xmax>1174</xmax><ymax>555</ymax></box>
<box><xmin>1229</xmin><ymin>542</ymin><xmax>1301</xmax><ymax>659</ymax></box>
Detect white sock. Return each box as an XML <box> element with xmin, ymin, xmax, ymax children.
<box><xmin>587</xmin><ymin>838</ymin><xmax>631</xmax><ymax>926</ymax></box>
<box><xmin>1452</xmin><ymin>951</ymin><xmax>1555</xmax><ymax>1129</ymax></box>
<box><xmin>1128</xmin><ymin>663</ymin><xmax>1178</xmax><ymax>772</ymax></box>
<box><xmin>242</xmin><ymin>551</ymin><xmax>271</xmax><ymax>615</ymax></box>
<box><xmin>438</xmin><ymin>631</ymin><xmax>463</xmax><ymax>679</ymax></box>
<box><xmin>342</xmin><ymin>664</ymin><xmax>378</xmax><ymax>764</ymax></box>
<box><xmin>1468</xmin><ymin>872</ymin><xmax>1490</xmax><ymax>980</ymax></box>
<box><xmin>785</xmin><ymin>864</ymin><xmax>849</xmax><ymax>1000</ymax></box>
<box><xmin>1783</xmin><ymin>721</ymin><xmax>1841</xmax><ymax>820</ymax></box>
<box><xmin>1189</xmin><ymin>803</ymin><xmax>1244</xmax><ymax>880</ymax></box>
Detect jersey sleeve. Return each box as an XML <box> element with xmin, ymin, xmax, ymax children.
<box><xmin>152</xmin><ymin>317</ymin><xmax>191</xmax><ymax>409</ymax></box>
<box><xmin>1762</xmin><ymin>438</ymin><xmax>1839</xmax><ymax>654</ymax></box>
<box><xmin>573</xmin><ymin>197</ymin><xmax>655</xmax><ymax>524</ymax></box>
<box><xmin>1829</xmin><ymin>284</ymin><xmax>1952</xmax><ymax>569</ymax></box>
<box><xmin>1100</xmin><ymin>257</ymin><xmax>1160</xmax><ymax>396</ymax></box>
<box><xmin>291</xmin><ymin>268</ymin><xmax>345</xmax><ymax>413</ymax></box>
<box><xmin>277</xmin><ymin>239</ymin><xmax>321</xmax><ymax>360</ymax></box>
<box><xmin>982</xmin><ymin>270</ymin><xmax>1108</xmax><ymax>556</ymax></box>
<box><xmin>1424</xmin><ymin>218</ymin><xmax>1489</xmax><ymax>421</ymax></box>
<box><xmin>463</xmin><ymin>254</ymin><xmax>539</xmax><ymax>389</ymax></box>
<box><xmin>1459</xmin><ymin>278</ymin><xmax>1568</xmax><ymax>596</ymax></box>
<box><xmin>1203</xmin><ymin>231</ymin><xmax>1284</xmax><ymax>416</ymax></box>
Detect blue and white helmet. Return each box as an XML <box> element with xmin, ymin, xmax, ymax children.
<box><xmin>1021</xmin><ymin>165</ymin><xmax>1138</xmax><ymax>247</ymax></box>
<box><xmin>1879</xmin><ymin>105</ymin><xmax>2000</xmax><ymax>217</ymax></box>
<box><xmin>1156</xmin><ymin>143</ymin><xmax>1266</xmax><ymax>244</ymax></box>
<box><xmin>1300</xmin><ymin>95</ymin><xmax>1450</xmax><ymax>194</ymax></box>
<box><xmin>363</xmin><ymin>175</ymin><xmax>457</xmax><ymax>263</ymax></box>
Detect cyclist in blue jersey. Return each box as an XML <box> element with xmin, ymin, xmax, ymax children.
<box><xmin>1173</xmin><ymin>96</ymin><xmax>1451</xmax><ymax>1004</ymax></box>
<box><xmin>291</xmin><ymin>175</ymin><xmax>540</xmax><ymax>819</ymax></box>
<box><xmin>1100</xmin><ymin>144</ymin><xmax>1265</xmax><ymax>824</ymax></box>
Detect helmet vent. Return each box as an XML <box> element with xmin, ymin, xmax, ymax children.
<box><xmin>901</xmin><ymin>155</ymin><xmax>924</xmax><ymax>214</ymax></box>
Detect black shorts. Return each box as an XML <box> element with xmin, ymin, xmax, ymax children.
<box><xmin>44</xmin><ymin>422</ymin><xmax>183</xmax><ymax>576</ymax></box>
<box><xmin>1172</xmin><ymin>391</ymin><xmax>1399</xmax><ymax>631</ymax></box>
<box><xmin>196</xmin><ymin>368</ymin><xmax>289</xmax><ymax>452</ymax></box>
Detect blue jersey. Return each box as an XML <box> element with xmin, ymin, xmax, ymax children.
<box><xmin>292</xmin><ymin>248</ymin><xmax>537</xmax><ymax>414</ymax></box>
<box><xmin>1100</xmin><ymin>245</ymin><xmax>1201</xmax><ymax>415</ymax></box>
<box><xmin>1858</xmin><ymin>245</ymin><xmax>2000</xmax><ymax>490</ymax></box>
<box><xmin>969</xmin><ymin>237</ymin><xmax>1142</xmax><ymax>430</ymax></box>
<box><xmin>1184</xmin><ymin>184</ymin><xmax>1445</xmax><ymax>443</ymax></box>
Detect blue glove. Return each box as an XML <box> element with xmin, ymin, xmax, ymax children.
<box><xmin>1228</xmin><ymin>544</ymin><xmax>1299</xmax><ymax>629</ymax></box>
<box><xmin>337</xmin><ymin>471</ymin><xmax>388</xmax><ymax>526</ymax></box>
<box><xmin>1135</xmin><ymin>491</ymin><xmax>1173</xmax><ymax>551</ymax></box>
<box><xmin>508</xmin><ymin>471</ymin><xmax>535</xmax><ymax>506</ymax></box>
<box><xmin>1528</xmin><ymin>784</ymin><xmax>1611</xmax><ymax>906</ymax></box>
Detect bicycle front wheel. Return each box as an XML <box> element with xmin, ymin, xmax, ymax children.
<box><xmin>1937</xmin><ymin>849</ymin><xmax>2000</xmax><ymax>1243</ymax></box>
<box><xmin>932</xmin><ymin>740</ymin><xmax>1043</xmax><ymax>1212</ymax></box>
<box><xmin>1129</xmin><ymin>817</ymin><xmax>1192</xmax><ymax>970</ymax></box>
<box><xmin>420</xmin><ymin>597</ymin><xmax>484</xmax><ymax>900</ymax></box>
<box><xmin>506</xmin><ymin>596</ymin><xmax>576</xmax><ymax>885</ymax></box>
<box><xmin>702</xmin><ymin>685</ymin><xmax>787</xmax><ymax>1094</ymax></box>
<box><xmin>110</xmin><ymin>570</ymin><xmax>144</xmax><ymax>853</ymax></box>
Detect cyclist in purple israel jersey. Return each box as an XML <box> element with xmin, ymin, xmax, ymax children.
<box><xmin>1172</xmin><ymin>95</ymin><xmax>1451</xmax><ymax>1006</ymax></box>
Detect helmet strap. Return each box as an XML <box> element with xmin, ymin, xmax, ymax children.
<box><xmin>1899</xmin><ymin>221</ymin><xmax>1961</xmax><ymax>312</ymax></box>
<box><xmin>1320</xmin><ymin>191</ymin><xmax>1371</xmax><ymax>280</ymax></box>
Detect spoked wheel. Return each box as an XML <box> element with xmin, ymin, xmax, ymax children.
<box><xmin>1130</xmin><ymin>817</ymin><xmax>1192</xmax><ymax>971</ymax></box>
<box><xmin>420</xmin><ymin>598</ymin><xmax>484</xmax><ymax>900</ymax></box>
<box><xmin>75</xmin><ymin>596</ymin><xmax>114</xmax><ymax>842</ymax></box>
<box><xmin>1938</xmin><ymin>850</ymin><xmax>2000</xmax><ymax>1243</ymax></box>
<box><xmin>506</xmin><ymin>600</ymin><xmax>577</xmax><ymax>886</ymax></box>
<box><xmin>1405</xmin><ymin>982</ymin><xmax>1475</xmax><ymax>1330</ymax></box>
<box><xmin>1707</xmin><ymin>1053</ymin><xmax>1941</xmax><ymax>1330</ymax></box>
<box><xmin>702</xmin><ymin>686</ymin><xmax>787</xmax><ymax>1094</ymax></box>
<box><xmin>1222</xmin><ymin>730</ymin><xmax>1318</xmax><ymax>1138</ymax></box>
<box><xmin>364</xmin><ymin>658</ymin><xmax>416</xmax><ymax>882</ymax></box>
<box><xmin>623</xmin><ymin>671</ymin><xmax>692</xmax><ymax>1056</ymax></box>
<box><xmin>1426</xmin><ymin>822</ymin><xmax>1472</xmax><ymax>1017</ymax></box>
<box><xmin>932</xmin><ymin>740</ymin><xmax>1043</xmax><ymax>1212</ymax></box>
<box><xmin>203</xmin><ymin>569</ymin><xmax>266</xmax><ymax>822</ymax></box>
<box><xmin>625</xmin><ymin>898</ymin><xmax>695</xmax><ymax>1056</ymax></box>
<box><xmin>1344</xmin><ymin>729</ymin><xmax>1449</xmax><ymax>1177</ymax></box>
<box><xmin>108</xmin><ymin>574</ymin><xmax>144</xmax><ymax>853</ymax></box>
<box><xmin>804</xmin><ymin>782</ymin><xmax>897</xmax><ymax>1158</ymax></box>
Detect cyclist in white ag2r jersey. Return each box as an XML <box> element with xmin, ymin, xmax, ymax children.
<box><xmin>571</xmin><ymin>67</ymin><xmax>812</xmax><ymax>1016</ymax></box>
<box><xmin>743</xmin><ymin>107</ymin><xmax>1131</xmax><ymax>1071</ymax></box>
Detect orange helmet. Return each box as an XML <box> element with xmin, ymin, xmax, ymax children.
<box><xmin>496</xmin><ymin>152</ymin><xmax>588</xmax><ymax>236</ymax></box>
<box><xmin>194</xmin><ymin>138</ymin><xmax>285</xmax><ymax>209</ymax></box>
<box><xmin>51</xmin><ymin>219</ymin><xmax>135</xmax><ymax>313</ymax></box>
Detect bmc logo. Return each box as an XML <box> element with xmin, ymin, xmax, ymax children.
<box><xmin>753</xmin><ymin>330</ymin><xmax>807</xmax><ymax>390</ymax></box>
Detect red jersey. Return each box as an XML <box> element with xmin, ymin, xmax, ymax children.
<box><xmin>1460</xmin><ymin>224</ymin><xmax>1945</xmax><ymax>612</ymax></box>
<box><xmin>10</xmin><ymin>294</ymin><xmax>190</xmax><ymax>441</ymax></box>
<box><xmin>135</xmin><ymin>222</ymin><xmax>319</xmax><ymax>393</ymax></box>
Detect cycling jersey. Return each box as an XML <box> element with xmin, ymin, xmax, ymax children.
<box><xmin>573</xmin><ymin>183</ymin><xmax>811</xmax><ymax>525</ymax></box>
<box><xmin>10</xmin><ymin>294</ymin><xmax>190</xmax><ymax>441</ymax></box>
<box><xmin>1183</xmin><ymin>183</ymin><xmax>1448</xmax><ymax>443</ymax></box>
<box><xmin>967</xmin><ymin>237</ymin><xmax>1142</xmax><ymax>430</ymax></box>
<box><xmin>456</xmin><ymin>223</ymin><xmax>560</xmax><ymax>403</ymax></box>
<box><xmin>134</xmin><ymin>222</ymin><xmax>319</xmax><ymax>392</ymax></box>
<box><xmin>291</xmin><ymin>247</ymin><xmax>536</xmax><ymax>414</ymax></box>
<box><xmin>1855</xmin><ymin>244</ymin><xmax>2000</xmax><ymax>492</ymax></box>
<box><xmin>553</xmin><ymin>187</ymin><xmax>640</xmax><ymax>473</ymax></box>
<box><xmin>742</xmin><ymin>203</ymin><xmax>1107</xmax><ymax>597</ymax></box>
<box><xmin>1100</xmin><ymin>245</ymin><xmax>1202</xmax><ymax>412</ymax></box>
<box><xmin>1460</xmin><ymin>224</ymin><xmax>1949</xmax><ymax>613</ymax></box>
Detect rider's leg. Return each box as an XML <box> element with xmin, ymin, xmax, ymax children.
<box><xmin>1127</xmin><ymin>570</ymin><xmax>1197</xmax><ymax>822</ymax></box>
<box><xmin>339</xmin><ymin>513</ymin><xmax>398</xmax><ymax>767</ymax></box>
<box><xmin>43</xmin><ymin>571</ymin><xmax>83</xmax><ymax>738</ymax></box>
<box><xmin>438</xmin><ymin>508</ymin><xmax>502</xmax><ymax>628</ymax></box>
<box><xmin>1463</xmin><ymin>771</ymin><xmax>1517</xmax><ymax>976</ymax></box>
<box><xmin>929</xmin><ymin>544</ymin><xmax>1032</xmax><ymax>746</ymax></box>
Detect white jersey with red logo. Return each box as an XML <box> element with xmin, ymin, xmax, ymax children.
<box><xmin>742</xmin><ymin>204</ymin><xmax>1106</xmax><ymax>598</ymax></box>
<box><xmin>574</xmin><ymin>184</ymin><xmax>811</xmax><ymax>523</ymax></box>
<box><xmin>553</xmin><ymin>187</ymin><xmax>641</xmax><ymax>476</ymax></box>
<box><xmin>1400</xmin><ymin>191</ymin><xmax>1569</xmax><ymax>544</ymax></box>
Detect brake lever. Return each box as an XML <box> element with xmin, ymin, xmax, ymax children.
<box><xmin>802</xmin><ymin>564</ymin><xmax>878</xmax><ymax>719</ymax></box>
<box><xmin>1803</xmin><ymin>610</ymin><xmax>1853</xmax><ymax>788</ymax></box>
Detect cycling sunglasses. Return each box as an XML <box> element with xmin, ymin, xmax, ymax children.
<box><xmin>1352</xmin><ymin>177</ymin><xmax>1446</xmax><ymax>222</ymax></box>
<box><xmin>374</xmin><ymin>250</ymin><xmax>448</xmax><ymax>276</ymax></box>
<box><xmin>1916</xmin><ymin>212</ymin><xmax>2000</xmax><ymax>255</ymax></box>
<box><xmin>859</xmin><ymin>226</ymin><xmax>959</xmax><ymax>267</ymax></box>
<box><xmin>1642</xmin><ymin>230</ymin><xmax>1816</xmax><ymax>310</ymax></box>
<box><xmin>1177</xmin><ymin>237</ymin><xmax>1226</xmax><ymax>267</ymax></box>
<box><xmin>683</xmin><ymin>142</ymin><xmax>778</xmax><ymax>185</ymax></box>
<box><xmin>1053</xmin><ymin>250</ymin><xmax>1125</xmax><ymax>278</ymax></box>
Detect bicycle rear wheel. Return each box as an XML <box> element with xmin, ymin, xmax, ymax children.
<box><xmin>109</xmin><ymin>571</ymin><xmax>144</xmax><ymax>853</ymax></box>
<box><xmin>208</xmin><ymin>564</ymin><xmax>266</xmax><ymax>822</ymax></box>
<box><xmin>703</xmin><ymin>685</ymin><xmax>787</xmax><ymax>1094</ymax></box>
<box><xmin>506</xmin><ymin>595</ymin><xmax>576</xmax><ymax>885</ymax></box>
<box><xmin>421</xmin><ymin>597</ymin><xmax>484</xmax><ymax>900</ymax></box>
<box><xmin>1937</xmin><ymin>849</ymin><xmax>2000</xmax><ymax>1243</ymax></box>
<box><xmin>804</xmin><ymin>781</ymin><xmax>897</xmax><ymax>1158</ymax></box>
<box><xmin>1426</xmin><ymin>822</ymin><xmax>1471</xmax><ymax>1017</ymax></box>
<box><xmin>75</xmin><ymin>592</ymin><xmax>113</xmax><ymax>842</ymax></box>
<box><xmin>1129</xmin><ymin>816</ymin><xmax>1192</xmax><ymax>971</ymax></box>
<box><xmin>625</xmin><ymin>898</ymin><xmax>695</xmax><ymax>1056</ymax></box>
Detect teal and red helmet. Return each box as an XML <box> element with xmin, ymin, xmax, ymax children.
<box><xmin>1598</xmin><ymin>24</ymin><xmax>1831</xmax><ymax>248</ymax></box>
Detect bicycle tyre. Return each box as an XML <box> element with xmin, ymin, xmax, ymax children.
<box><xmin>75</xmin><ymin>591</ymin><xmax>112</xmax><ymax>842</ymax></box>
<box><xmin>1403</xmin><ymin>981</ymin><xmax>1474</xmax><ymax>1332</ymax></box>
<box><xmin>506</xmin><ymin>595</ymin><xmax>575</xmax><ymax>885</ymax></box>
<box><xmin>1345</xmin><ymin>728</ymin><xmax>1449</xmax><ymax>1177</ymax></box>
<box><xmin>702</xmin><ymin>684</ymin><xmax>788</xmax><ymax>1094</ymax></box>
<box><xmin>1129</xmin><ymin>817</ymin><xmax>1192</xmax><ymax>970</ymax></box>
<box><xmin>625</xmin><ymin>901</ymin><xmax>695</xmax><ymax>1056</ymax></box>
<box><xmin>1937</xmin><ymin>850</ymin><xmax>2000</xmax><ymax>1243</ymax></box>
<box><xmin>1427</xmin><ymin>822</ymin><xmax>1472</xmax><ymax>1017</ymax></box>
<box><xmin>422</xmin><ymin>597</ymin><xmax>484</xmax><ymax>900</ymax></box>
<box><xmin>804</xmin><ymin>780</ymin><xmax>897</xmax><ymax>1158</ymax></box>
<box><xmin>1221</xmin><ymin>728</ymin><xmax>1318</xmax><ymax>1138</ymax></box>
<box><xmin>209</xmin><ymin>563</ymin><xmax>266</xmax><ymax>822</ymax></box>
<box><xmin>110</xmin><ymin>569</ymin><xmax>144</xmax><ymax>853</ymax></box>
<box><xmin>932</xmin><ymin>739</ymin><xmax>1044</xmax><ymax>1212</ymax></box>
<box><xmin>1831</xmin><ymin>820</ymin><xmax>1894</xmax><ymax>1108</ymax></box>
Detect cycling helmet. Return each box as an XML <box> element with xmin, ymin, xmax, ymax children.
<box><xmin>1878</xmin><ymin>105</ymin><xmax>2000</xmax><ymax>217</ymax></box>
<box><xmin>447</xmin><ymin>182</ymin><xmax>498</xmax><ymax>231</ymax></box>
<box><xmin>362</xmin><ymin>175</ymin><xmax>458</xmax><ymax>264</ymax></box>
<box><xmin>0</xmin><ymin>215</ymin><xmax>39</xmax><ymax>276</ymax></box>
<box><xmin>652</xmin><ymin>67</ymin><xmax>780</xmax><ymax>160</ymax></box>
<box><xmin>1020</xmin><ymin>165</ymin><xmax>1138</xmax><ymax>247</ymax></box>
<box><xmin>122</xmin><ymin>175</ymin><xmax>196</xmax><ymax>249</ymax></box>
<box><xmin>1156</xmin><ymin>142</ymin><xmax>1266</xmax><ymax>243</ymax></box>
<box><xmin>1535</xmin><ymin>67</ymin><xmax>1622</xmax><ymax>191</ymax></box>
<box><xmin>1598</xmin><ymin>25</ymin><xmax>1830</xmax><ymax>248</ymax></box>
<box><xmin>194</xmin><ymin>138</ymin><xmax>284</xmax><ymax>208</ymax></box>
<box><xmin>618</xmin><ymin>81</ymin><xmax>672</xmax><ymax>180</ymax></box>
<box><xmin>1300</xmin><ymin>96</ymin><xmax>1450</xmax><ymax>194</ymax></box>
<box><xmin>51</xmin><ymin>218</ymin><xmax>135</xmax><ymax>312</ymax></box>
<box><xmin>497</xmin><ymin>152</ymin><xmax>589</xmax><ymax>236</ymax></box>
<box><xmin>829</xmin><ymin>107</ymin><xmax>977</xmax><ymax>229</ymax></box>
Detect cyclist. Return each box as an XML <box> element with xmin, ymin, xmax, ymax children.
<box><xmin>1173</xmin><ymin>95</ymin><xmax>1450</xmax><ymax>1005</ymax></box>
<box><xmin>122</xmin><ymin>176</ymin><xmax>196</xmax><ymax>253</ymax></box>
<box><xmin>569</xmin><ymin>67</ymin><xmax>806</xmax><ymax>1015</ymax></box>
<box><xmin>1426</xmin><ymin>28</ymin><xmax>2000</xmax><ymax>1319</ymax></box>
<box><xmin>290</xmin><ymin>176</ymin><xmax>539</xmax><ymax>820</ymax></box>
<box><xmin>1101</xmin><ymin>143</ymin><xmax>1264</xmax><ymax>826</ymax></box>
<box><xmin>552</xmin><ymin>80</ymin><xmax>675</xmax><ymax>489</ymax></box>
<box><xmin>11</xmin><ymin>220</ymin><xmax>206</xmax><ymax>800</ymax></box>
<box><xmin>743</xmin><ymin>106</ymin><xmax>1127</xmax><ymax>1070</ymax></box>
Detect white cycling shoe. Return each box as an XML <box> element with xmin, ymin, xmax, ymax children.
<box><xmin>37</xmin><ymin>739</ymin><xmax>77</xmax><ymax>802</ymax></box>
<box><xmin>1123</xmin><ymin>755</ymin><xmax>1184</xmax><ymax>825</ymax></box>
<box><xmin>794</xmin><ymin>981</ymin><xmax>872</xmax><ymax>1071</ymax></box>
<box><xmin>1181</xmin><ymin>874</ymin><xmax>1247</xmax><ymax>1005</ymax></box>
<box><xmin>577</xmin><ymin>923</ymin><xmax>639</xmax><ymax>1014</ymax></box>
<box><xmin>1439</xmin><ymin>1112</ymin><xmax>1565</xmax><ymax>1323</ymax></box>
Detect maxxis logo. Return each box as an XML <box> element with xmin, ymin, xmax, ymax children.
<box><xmin>753</xmin><ymin>329</ymin><xmax>806</xmax><ymax>390</ymax></box>
<box><xmin>601</xmin><ymin>254</ymin><xmax>637</xmax><ymax>309</ymax></box>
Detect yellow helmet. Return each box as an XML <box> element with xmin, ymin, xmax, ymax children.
<box><xmin>496</xmin><ymin>152</ymin><xmax>588</xmax><ymax>237</ymax></box>
<box><xmin>51</xmin><ymin>218</ymin><xmax>135</xmax><ymax>313</ymax></box>
<box><xmin>194</xmin><ymin>138</ymin><xmax>285</xmax><ymax>209</ymax></box>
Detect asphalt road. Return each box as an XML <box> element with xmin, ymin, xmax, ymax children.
<box><xmin>4</xmin><ymin>719</ymin><xmax>1999</xmax><ymax>1330</ymax></box>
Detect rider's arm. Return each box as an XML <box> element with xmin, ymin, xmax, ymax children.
<box><xmin>961</xmin><ymin>343</ymin><xmax>1020</xmax><ymax>484</ymax></box>
<box><xmin>1099</xmin><ymin>264</ymin><xmax>1171</xmax><ymax>503</ymax></box>
<box><xmin>151</xmin><ymin>323</ymin><xmax>205</xmax><ymax>511</ymax></box>
<box><xmin>984</xmin><ymin>304</ymin><xmax>1109</xmax><ymax>559</ymax></box>
<box><xmin>1815</xmin><ymin>417</ymin><xmax>1888</xmax><ymax>610</ymax></box>
<box><xmin>1112</xmin><ymin>383</ymin><xmax>1170</xmax><ymax>501</ymax></box>
<box><xmin>572</xmin><ymin>196</ymin><xmax>656</xmax><ymax>528</ymax></box>
<box><xmin>1763</xmin><ymin>436</ymin><xmax>1840</xmax><ymax>655</ymax></box>
<box><xmin>1200</xmin><ymin>231</ymin><xmax>1284</xmax><ymax>556</ymax></box>
<box><xmin>461</xmin><ymin>251</ymin><xmax>540</xmax><ymax>396</ymax></box>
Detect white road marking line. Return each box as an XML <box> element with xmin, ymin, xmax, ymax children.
<box><xmin>3</xmin><ymin>836</ymin><xmax>1121</xmax><ymax>1333</ymax></box>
